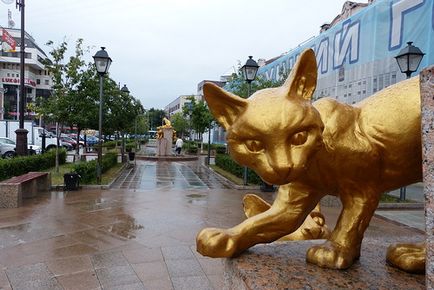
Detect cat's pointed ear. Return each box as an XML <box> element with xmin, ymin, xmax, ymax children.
<box><xmin>283</xmin><ymin>48</ymin><xmax>317</xmax><ymax>101</ymax></box>
<box><xmin>203</xmin><ymin>82</ymin><xmax>248</xmax><ymax>129</ymax></box>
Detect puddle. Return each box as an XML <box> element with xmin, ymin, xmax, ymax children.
<box><xmin>186</xmin><ymin>194</ymin><xmax>206</xmax><ymax>198</ymax></box>
<box><xmin>0</xmin><ymin>222</ymin><xmax>31</xmax><ymax>231</ymax></box>
<box><xmin>186</xmin><ymin>193</ymin><xmax>207</xmax><ymax>205</ymax></box>
<box><xmin>99</xmin><ymin>215</ymin><xmax>144</xmax><ymax>240</ymax></box>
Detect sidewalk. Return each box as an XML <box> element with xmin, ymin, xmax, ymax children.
<box><xmin>0</xmin><ymin>158</ymin><xmax>426</xmax><ymax>289</ymax></box>
<box><xmin>375</xmin><ymin>183</ymin><xmax>425</xmax><ymax>232</ymax></box>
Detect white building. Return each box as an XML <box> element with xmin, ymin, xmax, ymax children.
<box><xmin>0</xmin><ymin>28</ymin><xmax>51</xmax><ymax>120</ymax></box>
<box><xmin>164</xmin><ymin>95</ymin><xmax>200</xmax><ymax>118</ymax></box>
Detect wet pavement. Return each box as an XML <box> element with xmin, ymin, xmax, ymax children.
<box><xmin>0</xmin><ymin>158</ymin><xmax>426</xmax><ymax>290</ymax></box>
<box><xmin>111</xmin><ymin>159</ymin><xmax>229</xmax><ymax>190</ymax></box>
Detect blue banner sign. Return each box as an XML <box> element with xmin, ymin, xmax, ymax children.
<box><xmin>258</xmin><ymin>0</ymin><xmax>433</xmax><ymax>103</ymax></box>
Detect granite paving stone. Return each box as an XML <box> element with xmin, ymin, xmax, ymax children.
<box><xmin>90</xmin><ymin>251</ymin><xmax>129</xmax><ymax>269</ymax></box>
<box><xmin>55</xmin><ymin>270</ymin><xmax>101</xmax><ymax>290</ymax></box>
<box><xmin>46</xmin><ymin>255</ymin><xmax>93</xmax><ymax>276</ymax></box>
<box><xmin>5</xmin><ymin>262</ymin><xmax>53</xmax><ymax>287</ymax></box>
<box><xmin>165</xmin><ymin>258</ymin><xmax>205</xmax><ymax>277</ymax></box>
<box><xmin>95</xmin><ymin>265</ymin><xmax>141</xmax><ymax>288</ymax></box>
<box><xmin>131</xmin><ymin>261</ymin><xmax>170</xmax><ymax>281</ymax></box>
<box><xmin>161</xmin><ymin>245</ymin><xmax>196</xmax><ymax>260</ymax></box>
<box><xmin>122</xmin><ymin>247</ymin><xmax>164</xmax><ymax>264</ymax></box>
<box><xmin>142</xmin><ymin>277</ymin><xmax>173</xmax><ymax>290</ymax></box>
<box><xmin>171</xmin><ymin>275</ymin><xmax>213</xmax><ymax>290</ymax></box>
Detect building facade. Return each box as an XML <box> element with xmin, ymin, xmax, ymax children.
<box><xmin>258</xmin><ymin>0</ymin><xmax>433</xmax><ymax>105</ymax></box>
<box><xmin>0</xmin><ymin>28</ymin><xmax>51</xmax><ymax>120</ymax></box>
<box><xmin>164</xmin><ymin>95</ymin><xmax>199</xmax><ymax>117</ymax></box>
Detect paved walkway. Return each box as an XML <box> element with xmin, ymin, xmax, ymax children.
<box><xmin>0</xmin><ymin>158</ymin><xmax>426</xmax><ymax>290</ymax></box>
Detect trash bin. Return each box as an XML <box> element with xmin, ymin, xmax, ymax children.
<box><xmin>260</xmin><ymin>181</ymin><xmax>275</xmax><ymax>192</ymax></box>
<box><xmin>128</xmin><ymin>152</ymin><xmax>135</xmax><ymax>161</ymax></box>
<box><xmin>64</xmin><ymin>172</ymin><xmax>80</xmax><ymax>191</ymax></box>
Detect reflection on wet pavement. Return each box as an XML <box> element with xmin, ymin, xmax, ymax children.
<box><xmin>0</xmin><ymin>159</ymin><xmax>239</xmax><ymax>289</ymax></box>
<box><xmin>112</xmin><ymin>160</ymin><xmax>229</xmax><ymax>190</ymax></box>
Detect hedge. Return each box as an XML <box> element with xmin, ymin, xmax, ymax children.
<box><xmin>72</xmin><ymin>152</ymin><xmax>118</xmax><ymax>183</ymax></box>
<box><xmin>215</xmin><ymin>154</ymin><xmax>262</xmax><ymax>184</ymax></box>
<box><xmin>103</xmin><ymin>140</ymin><xmax>139</xmax><ymax>152</ymax></box>
<box><xmin>0</xmin><ymin>149</ymin><xmax>67</xmax><ymax>181</ymax></box>
<box><xmin>201</xmin><ymin>143</ymin><xmax>227</xmax><ymax>154</ymax></box>
<box><xmin>183</xmin><ymin>141</ymin><xmax>198</xmax><ymax>154</ymax></box>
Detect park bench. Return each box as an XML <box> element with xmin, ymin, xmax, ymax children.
<box><xmin>0</xmin><ymin>172</ymin><xmax>51</xmax><ymax>208</ymax></box>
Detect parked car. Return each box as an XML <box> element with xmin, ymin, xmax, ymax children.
<box><xmin>66</xmin><ymin>134</ymin><xmax>85</xmax><ymax>147</ymax></box>
<box><xmin>60</xmin><ymin>136</ymin><xmax>77</xmax><ymax>150</ymax></box>
<box><xmin>0</xmin><ymin>137</ymin><xmax>41</xmax><ymax>158</ymax></box>
<box><xmin>60</xmin><ymin>139</ymin><xmax>74</xmax><ymax>151</ymax></box>
<box><xmin>80</xmin><ymin>135</ymin><xmax>99</xmax><ymax>146</ymax></box>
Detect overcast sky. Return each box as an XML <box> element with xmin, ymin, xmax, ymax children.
<box><xmin>1</xmin><ymin>0</ymin><xmax>357</xmax><ymax>109</ymax></box>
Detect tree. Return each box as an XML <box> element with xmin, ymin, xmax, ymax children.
<box><xmin>40</xmin><ymin>38</ymin><xmax>145</xmax><ymax>156</ymax></box>
<box><xmin>183</xmin><ymin>96</ymin><xmax>214</xmax><ymax>142</ymax></box>
<box><xmin>171</xmin><ymin>112</ymin><xmax>189</xmax><ymax>138</ymax></box>
<box><xmin>135</xmin><ymin>114</ymin><xmax>149</xmax><ymax>136</ymax></box>
<box><xmin>39</xmin><ymin>38</ymin><xmax>94</xmax><ymax>155</ymax></box>
<box><xmin>225</xmin><ymin>69</ymin><xmax>289</xmax><ymax>98</ymax></box>
<box><xmin>146</xmin><ymin>108</ymin><xmax>166</xmax><ymax>131</ymax></box>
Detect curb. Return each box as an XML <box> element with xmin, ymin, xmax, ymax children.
<box><xmin>373</xmin><ymin>213</ymin><xmax>425</xmax><ymax>234</ymax></box>
<box><xmin>205</xmin><ymin>165</ymin><xmax>260</xmax><ymax>190</ymax></box>
<box><xmin>377</xmin><ymin>202</ymin><xmax>424</xmax><ymax>209</ymax></box>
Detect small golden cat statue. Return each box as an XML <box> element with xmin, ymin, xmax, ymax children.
<box><xmin>196</xmin><ymin>48</ymin><xmax>424</xmax><ymax>273</ymax></box>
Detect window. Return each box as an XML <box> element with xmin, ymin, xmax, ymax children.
<box><xmin>44</xmin><ymin>79</ymin><xmax>49</xmax><ymax>85</ymax></box>
<box><xmin>36</xmin><ymin>79</ymin><xmax>41</xmax><ymax>85</ymax></box>
<box><xmin>391</xmin><ymin>74</ymin><xmax>397</xmax><ymax>85</ymax></box>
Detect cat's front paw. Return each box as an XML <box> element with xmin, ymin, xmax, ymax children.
<box><xmin>196</xmin><ymin>228</ymin><xmax>238</xmax><ymax>258</ymax></box>
<box><xmin>306</xmin><ymin>241</ymin><xmax>359</xmax><ymax>269</ymax></box>
<box><xmin>386</xmin><ymin>243</ymin><xmax>425</xmax><ymax>273</ymax></box>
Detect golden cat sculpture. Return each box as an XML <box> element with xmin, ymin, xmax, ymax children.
<box><xmin>196</xmin><ymin>48</ymin><xmax>424</xmax><ymax>273</ymax></box>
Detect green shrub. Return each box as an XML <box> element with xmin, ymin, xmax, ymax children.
<box><xmin>215</xmin><ymin>154</ymin><xmax>262</xmax><ymax>184</ymax></box>
<box><xmin>0</xmin><ymin>149</ymin><xmax>66</xmax><ymax>181</ymax></box>
<box><xmin>183</xmin><ymin>141</ymin><xmax>198</xmax><ymax>154</ymax></box>
<box><xmin>125</xmin><ymin>142</ymin><xmax>136</xmax><ymax>152</ymax></box>
<box><xmin>72</xmin><ymin>152</ymin><xmax>118</xmax><ymax>183</ymax></box>
<box><xmin>102</xmin><ymin>140</ymin><xmax>121</xmax><ymax>149</ymax></box>
<box><xmin>215</xmin><ymin>144</ymin><xmax>227</xmax><ymax>154</ymax></box>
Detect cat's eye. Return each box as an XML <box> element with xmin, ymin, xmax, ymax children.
<box><xmin>245</xmin><ymin>140</ymin><xmax>264</xmax><ymax>153</ymax></box>
<box><xmin>290</xmin><ymin>131</ymin><xmax>308</xmax><ymax>146</ymax></box>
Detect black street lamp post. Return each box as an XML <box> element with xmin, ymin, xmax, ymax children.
<box><xmin>120</xmin><ymin>84</ymin><xmax>130</xmax><ymax>162</ymax></box>
<box><xmin>395</xmin><ymin>41</ymin><xmax>424</xmax><ymax>201</ymax></box>
<box><xmin>15</xmin><ymin>0</ymin><xmax>28</xmax><ymax>156</ymax></box>
<box><xmin>240</xmin><ymin>56</ymin><xmax>259</xmax><ymax>186</ymax></box>
<box><xmin>93</xmin><ymin>47</ymin><xmax>112</xmax><ymax>185</ymax></box>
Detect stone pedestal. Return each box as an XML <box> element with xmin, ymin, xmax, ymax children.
<box><xmin>421</xmin><ymin>65</ymin><xmax>434</xmax><ymax>287</ymax></box>
<box><xmin>15</xmin><ymin>128</ymin><xmax>28</xmax><ymax>156</ymax></box>
<box><xmin>156</xmin><ymin>128</ymin><xmax>173</xmax><ymax>156</ymax></box>
<box><xmin>224</xmin><ymin>240</ymin><xmax>425</xmax><ymax>289</ymax></box>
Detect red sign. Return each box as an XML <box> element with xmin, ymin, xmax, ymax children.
<box><xmin>1</xmin><ymin>77</ymin><xmax>36</xmax><ymax>88</ymax></box>
<box><xmin>2</xmin><ymin>29</ymin><xmax>16</xmax><ymax>52</ymax></box>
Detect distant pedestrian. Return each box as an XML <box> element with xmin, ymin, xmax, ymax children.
<box><xmin>175</xmin><ymin>137</ymin><xmax>183</xmax><ymax>155</ymax></box>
